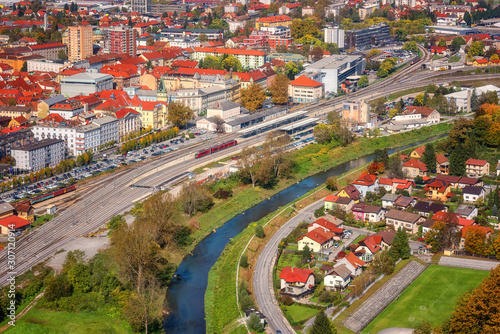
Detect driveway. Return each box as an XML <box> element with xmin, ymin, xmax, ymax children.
<box><xmin>377</xmin><ymin>328</ymin><xmax>414</xmax><ymax>334</ymax></box>
<box><xmin>328</xmin><ymin>227</ymin><xmax>373</xmax><ymax>262</ymax></box>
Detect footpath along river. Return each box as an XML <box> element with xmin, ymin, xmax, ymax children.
<box><xmin>163</xmin><ymin>134</ymin><xmax>446</xmax><ymax>333</ymax></box>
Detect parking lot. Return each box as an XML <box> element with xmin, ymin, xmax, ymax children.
<box><xmin>0</xmin><ymin>128</ymin><xmax>217</xmax><ymax>204</ymax></box>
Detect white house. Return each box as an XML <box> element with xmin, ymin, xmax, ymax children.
<box><xmin>279</xmin><ymin>267</ymin><xmax>315</xmax><ymax>297</ymax></box>
<box><xmin>462</xmin><ymin>186</ymin><xmax>485</xmax><ymax>204</ymax></box>
<box><xmin>324</xmin><ymin>264</ymin><xmax>351</xmax><ymax>291</ymax></box>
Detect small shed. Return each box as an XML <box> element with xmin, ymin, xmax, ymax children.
<box><xmin>47</xmin><ymin>204</ymin><xmax>57</xmax><ymax>215</ymax></box>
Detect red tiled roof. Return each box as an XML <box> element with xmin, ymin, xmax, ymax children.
<box><xmin>466</xmin><ymin>158</ymin><xmax>488</xmax><ymax>166</ymax></box>
<box><xmin>0</xmin><ymin>215</ymin><xmax>30</xmax><ymax>229</ymax></box>
<box><xmin>403</xmin><ymin>158</ymin><xmax>428</xmax><ymax>172</ymax></box>
<box><xmin>345</xmin><ymin>252</ymin><xmax>365</xmax><ymax>268</ymax></box>
<box><xmin>289</xmin><ymin>75</ymin><xmax>322</xmax><ymax>88</ymax></box>
<box><xmin>114</xmin><ymin>107</ymin><xmax>139</xmax><ymax>119</ymax></box>
<box><xmin>436</xmin><ymin>154</ymin><xmax>448</xmax><ymax>164</ymax></box>
<box><xmin>353</xmin><ymin>174</ymin><xmax>377</xmax><ymax>186</ymax></box>
<box><xmin>411</xmin><ymin>146</ymin><xmax>425</xmax><ymax>156</ymax></box>
<box><xmin>297</xmin><ymin>227</ymin><xmax>334</xmax><ymax>244</ymax></box>
<box><xmin>193</xmin><ymin>47</ymin><xmax>266</xmax><ymax>56</ymax></box>
<box><xmin>257</xmin><ymin>15</ymin><xmax>292</xmax><ymax>23</ymax></box>
<box><xmin>279</xmin><ymin>267</ymin><xmax>314</xmax><ymax>283</ymax></box>
<box><xmin>29</xmin><ymin>42</ymin><xmax>65</xmax><ymax>50</ymax></box>
<box><xmin>475</xmin><ymin>59</ymin><xmax>488</xmax><ymax>64</ymax></box>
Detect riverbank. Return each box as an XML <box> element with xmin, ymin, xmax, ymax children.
<box><xmin>182</xmin><ymin>123</ymin><xmax>452</xmax><ymax>262</ymax></box>
<box><xmin>203</xmin><ymin>126</ymin><xmax>451</xmax><ymax>333</ymax></box>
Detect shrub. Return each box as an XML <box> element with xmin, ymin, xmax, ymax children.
<box><xmin>280</xmin><ymin>295</ymin><xmax>294</xmax><ymax>306</ymax></box>
<box><xmin>255</xmin><ymin>225</ymin><xmax>265</xmax><ymax>238</ymax></box>
<box><xmin>314</xmin><ymin>207</ymin><xmax>326</xmax><ymax>218</ymax></box>
<box><xmin>240</xmin><ymin>254</ymin><xmax>249</xmax><ymax>268</ymax></box>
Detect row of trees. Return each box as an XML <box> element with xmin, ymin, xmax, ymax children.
<box><xmin>0</xmin><ymin>152</ymin><xmax>92</xmax><ymax>193</ymax></box>
<box><xmin>313</xmin><ymin>111</ymin><xmax>354</xmax><ymax>147</ymax></box>
<box><xmin>120</xmin><ymin>127</ymin><xmax>178</xmax><ymax>155</ymax></box>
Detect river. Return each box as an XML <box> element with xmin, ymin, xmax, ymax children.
<box><xmin>163</xmin><ymin>134</ymin><xmax>446</xmax><ymax>333</ymax></box>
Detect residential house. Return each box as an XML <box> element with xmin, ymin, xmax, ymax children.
<box><xmin>323</xmin><ymin>194</ymin><xmax>354</xmax><ymax>212</ymax></box>
<box><xmin>393</xmin><ymin>195</ymin><xmax>417</xmax><ymax>210</ymax></box>
<box><xmin>378</xmin><ymin>178</ymin><xmax>413</xmax><ymax>194</ymax></box>
<box><xmin>335</xmin><ymin>252</ymin><xmax>365</xmax><ymax>277</ymax></box>
<box><xmin>465</xmin><ymin>158</ymin><xmax>490</xmax><ymax>178</ymax></box>
<box><xmin>373</xmin><ymin>229</ymin><xmax>396</xmax><ymax>249</ymax></box>
<box><xmin>307</xmin><ymin>217</ymin><xmax>344</xmax><ymax>240</ymax></box>
<box><xmin>288</xmin><ymin>75</ymin><xmax>324</xmax><ymax>103</ymax></box>
<box><xmin>324</xmin><ymin>264</ymin><xmax>351</xmax><ymax>291</ymax></box>
<box><xmin>424</xmin><ymin>179</ymin><xmax>452</xmax><ymax>201</ymax></box>
<box><xmin>279</xmin><ymin>267</ymin><xmax>315</xmax><ymax>297</ymax></box>
<box><xmin>0</xmin><ymin>215</ymin><xmax>31</xmax><ymax>235</ymax></box>
<box><xmin>338</xmin><ymin>185</ymin><xmax>361</xmax><ymax>203</ymax></box>
<box><xmin>385</xmin><ymin>209</ymin><xmax>424</xmax><ymax>234</ymax></box>
<box><xmin>436</xmin><ymin>154</ymin><xmax>450</xmax><ymax>175</ymax></box>
<box><xmin>297</xmin><ymin>228</ymin><xmax>335</xmax><ymax>253</ymax></box>
<box><xmin>413</xmin><ymin>201</ymin><xmax>447</xmax><ymax>217</ymax></box>
<box><xmin>403</xmin><ymin>106</ymin><xmax>441</xmax><ymax>124</ymax></box>
<box><xmin>462</xmin><ymin>186</ymin><xmax>485</xmax><ymax>204</ymax></box>
<box><xmin>419</xmin><ymin>219</ymin><xmax>436</xmax><ymax>236</ymax></box>
<box><xmin>402</xmin><ymin>159</ymin><xmax>428</xmax><ymax>179</ymax></box>
<box><xmin>410</xmin><ymin>146</ymin><xmax>425</xmax><ymax>159</ymax></box>
<box><xmin>354</xmin><ymin>235</ymin><xmax>384</xmax><ymax>262</ymax></box>
<box><xmin>459</xmin><ymin>225</ymin><xmax>493</xmax><ymax>249</ymax></box>
<box><xmin>352</xmin><ymin>174</ymin><xmax>379</xmax><ymax>198</ymax></box>
<box><xmin>381</xmin><ymin>193</ymin><xmax>398</xmax><ymax>209</ymax></box>
<box><xmin>457</xmin><ymin>177</ymin><xmax>483</xmax><ymax>189</ymax></box>
<box><xmin>351</xmin><ymin>203</ymin><xmax>385</xmax><ymax>223</ymax></box>
<box><xmin>454</xmin><ymin>204</ymin><xmax>478</xmax><ymax>220</ymax></box>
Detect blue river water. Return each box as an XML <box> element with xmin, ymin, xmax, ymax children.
<box><xmin>163</xmin><ymin>135</ymin><xmax>446</xmax><ymax>333</ymax></box>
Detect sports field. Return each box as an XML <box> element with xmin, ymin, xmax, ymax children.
<box><xmin>362</xmin><ymin>265</ymin><xmax>490</xmax><ymax>334</ymax></box>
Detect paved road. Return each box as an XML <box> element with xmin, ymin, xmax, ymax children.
<box><xmin>342</xmin><ymin>261</ymin><xmax>426</xmax><ymax>333</ymax></box>
<box><xmin>438</xmin><ymin>256</ymin><xmax>500</xmax><ymax>271</ymax></box>
<box><xmin>253</xmin><ymin>200</ymin><xmax>324</xmax><ymax>334</ymax></box>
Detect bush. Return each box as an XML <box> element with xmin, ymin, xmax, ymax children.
<box><xmin>247</xmin><ymin>313</ymin><xmax>264</xmax><ymax>332</ymax></box>
<box><xmin>280</xmin><ymin>295</ymin><xmax>294</xmax><ymax>306</ymax></box>
<box><xmin>255</xmin><ymin>225</ymin><xmax>265</xmax><ymax>238</ymax></box>
<box><xmin>325</xmin><ymin>176</ymin><xmax>339</xmax><ymax>191</ymax></box>
<box><xmin>314</xmin><ymin>207</ymin><xmax>326</xmax><ymax>218</ymax></box>
<box><xmin>240</xmin><ymin>254</ymin><xmax>249</xmax><ymax>268</ymax></box>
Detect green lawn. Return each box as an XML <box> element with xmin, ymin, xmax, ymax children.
<box><xmin>282</xmin><ymin>304</ymin><xmax>319</xmax><ymax>324</ymax></box>
<box><xmin>362</xmin><ymin>265</ymin><xmax>489</xmax><ymax>334</ymax></box>
<box><xmin>4</xmin><ymin>308</ymin><xmax>132</xmax><ymax>334</ymax></box>
<box><xmin>277</xmin><ymin>252</ymin><xmax>302</xmax><ymax>271</ymax></box>
<box><xmin>352</xmin><ymin>234</ymin><xmax>366</xmax><ymax>245</ymax></box>
<box><xmin>449</xmin><ymin>56</ymin><xmax>461</xmax><ymax>63</ymax></box>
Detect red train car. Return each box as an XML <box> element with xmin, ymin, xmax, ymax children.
<box><xmin>29</xmin><ymin>185</ymin><xmax>76</xmax><ymax>204</ymax></box>
<box><xmin>195</xmin><ymin>140</ymin><xmax>238</xmax><ymax>159</ymax></box>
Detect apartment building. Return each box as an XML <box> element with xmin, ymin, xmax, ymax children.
<box><xmin>109</xmin><ymin>26</ymin><xmax>137</xmax><ymax>57</ymax></box>
<box><xmin>61</xmin><ymin>73</ymin><xmax>114</xmax><ymax>98</ymax></box>
<box><xmin>288</xmin><ymin>75</ymin><xmax>324</xmax><ymax>103</ymax></box>
<box><xmin>190</xmin><ymin>47</ymin><xmax>267</xmax><ymax>69</ymax></box>
<box><xmin>465</xmin><ymin>159</ymin><xmax>490</xmax><ymax>178</ymax></box>
<box><xmin>65</xmin><ymin>26</ymin><xmax>94</xmax><ymax>62</ymax></box>
<box><xmin>324</xmin><ymin>27</ymin><xmax>345</xmax><ymax>49</ymax></box>
<box><xmin>345</xmin><ymin>23</ymin><xmax>391</xmax><ymax>50</ymax></box>
<box><xmin>93</xmin><ymin>116</ymin><xmax>120</xmax><ymax>145</ymax></box>
<box><xmin>27</xmin><ymin>43</ymin><xmax>66</xmax><ymax>59</ymax></box>
<box><xmin>11</xmin><ymin>139</ymin><xmax>65</xmax><ymax>172</ymax></box>
<box><xmin>132</xmin><ymin>0</ymin><xmax>152</xmax><ymax>14</ymax></box>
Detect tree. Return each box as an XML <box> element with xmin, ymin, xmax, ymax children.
<box><xmin>240</xmin><ymin>83</ymin><xmax>266</xmax><ymax>112</ymax></box>
<box><xmin>471</xmin><ymin>88</ymin><xmax>479</xmax><ymax>112</ymax></box>
<box><xmin>389</xmin><ymin>227</ymin><xmax>410</xmax><ymax>260</ymax></box>
<box><xmin>357</xmin><ymin>75</ymin><xmax>368</xmax><ymax>88</ymax></box>
<box><xmin>486</xmin><ymin>122</ymin><xmax>500</xmax><ymax>147</ymax></box>
<box><xmin>290</xmin><ymin>18</ymin><xmax>319</xmax><ymax>39</ymax></box>
<box><xmin>179</xmin><ymin>181</ymin><xmax>213</xmax><ymax>216</ymax></box>
<box><xmin>146</xmin><ymin>37</ymin><xmax>154</xmax><ymax>46</ymax></box>
<box><xmin>310</xmin><ymin>46</ymin><xmax>324</xmax><ymax>62</ymax></box>
<box><xmin>447</xmin><ymin>266</ymin><xmax>500</xmax><ymax>333</ymax></box>
<box><xmin>221</xmin><ymin>55</ymin><xmax>242</xmax><ymax>71</ymax></box>
<box><xmin>310</xmin><ymin>310</ymin><xmax>335</xmax><ymax>334</ymax></box>
<box><xmin>285</xmin><ymin>61</ymin><xmax>300</xmax><ymax>80</ymax></box>
<box><xmin>301</xmin><ymin>245</ymin><xmax>311</xmax><ymax>264</ymax></box>
<box><xmin>367</xmin><ymin>162</ymin><xmax>380</xmax><ymax>175</ymax></box>
<box><xmin>448</xmin><ymin>97</ymin><xmax>457</xmax><ymax>113</ymax></box>
<box><xmin>464</xmin><ymin>11</ymin><xmax>472</xmax><ymax>26</ymax></box>
<box><xmin>212</xmin><ymin>116</ymin><xmax>225</xmax><ymax>133</ymax></box>
<box><xmin>57</xmin><ymin>49</ymin><xmax>67</xmax><ymax>60</ymax></box>
<box><xmin>200</xmin><ymin>55</ymin><xmax>221</xmax><ymax>69</ymax></box>
<box><xmin>247</xmin><ymin>312</ymin><xmax>264</xmax><ymax>332</ymax></box>
<box><xmin>438</xmin><ymin>38</ymin><xmax>447</xmax><ymax>47</ymax></box>
<box><xmin>240</xmin><ymin>254</ymin><xmax>249</xmax><ymax>268</ymax></box>
<box><xmin>388</xmin><ymin>156</ymin><xmax>404</xmax><ymax>178</ymax></box>
<box><xmin>124</xmin><ymin>277</ymin><xmax>164</xmax><ymax>334</ymax></box>
<box><xmin>413</xmin><ymin>321</ymin><xmax>433</xmax><ymax>334</ymax></box>
<box><xmin>464</xmin><ymin>226</ymin><xmax>487</xmax><ymax>255</ymax></box>
<box><xmin>167</xmin><ymin>101</ymin><xmax>193</xmax><ymax>127</ymax></box>
<box><xmin>421</xmin><ymin>143</ymin><xmax>436</xmax><ymax>173</ymax></box>
<box><xmin>198</xmin><ymin>33</ymin><xmax>208</xmax><ymax>42</ymax></box>
<box><xmin>449</xmin><ymin>143</ymin><xmax>467</xmax><ymax>176</ymax></box>
<box><xmin>491</xmin><ymin>54</ymin><xmax>499</xmax><ymax>60</ymax></box>
<box><xmin>269</xmin><ymin>73</ymin><xmax>289</xmax><ymax>105</ymax></box>
<box><xmin>451</xmin><ymin>36</ymin><xmax>466</xmax><ymax>51</ymax></box>
<box><xmin>468</xmin><ymin>41</ymin><xmax>485</xmax><ymax>58</ymax></box>
<box><xmin>396</xmin><ymin>28</ymin><xmax>408</xmax><ymax>41</ymax></box>
<box><xmin>325</xmin><ymin>176</ymin><xmax>339</xmax><ymax>191</ymax></box>
<box><xmin>403</xmin><ymin>41</ymin><xmax>418</xmax><ymax>53</ymax></box>
<box><xmin>20</xmin><ymin>61</ymin><xmax>27</xmax><ymax>72</ymax></box>
<box><xmin>128</xmin><ymin>17</ymin><xmax>133</xmax><ymax>27</ymax></box>
<box><xmin>255</xmin><ymin>225</ymin><xmax>265</xmax><ymax>238</ymax></box>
